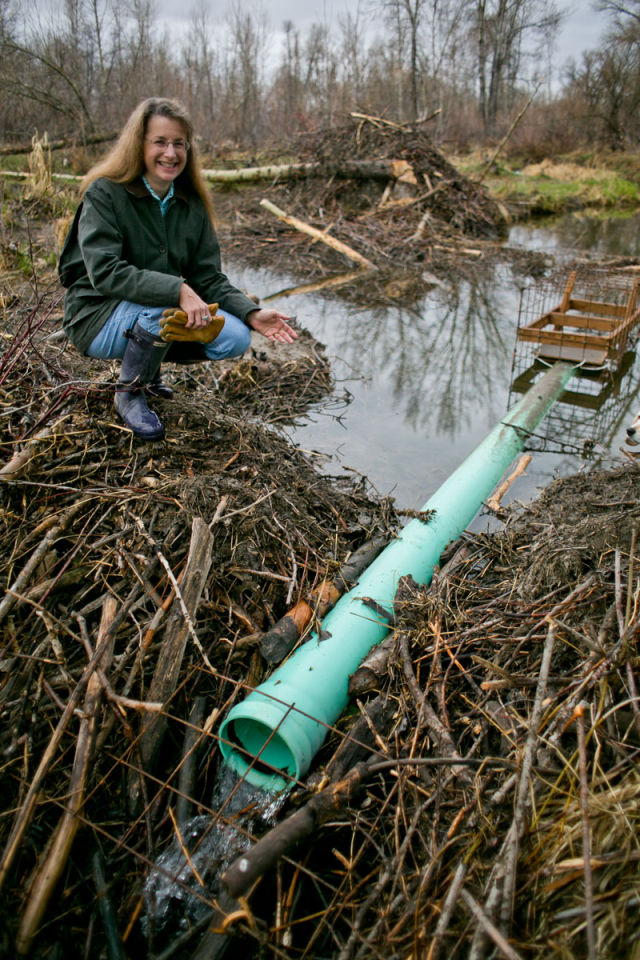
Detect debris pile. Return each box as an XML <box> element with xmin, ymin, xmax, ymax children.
<box><xmin>296</xmin><ymin>118</ymin><xmax>501</xmax><ymax>234</ymax></box>
<box><xmin>0</xmin><ymin>286</ymin><xmax>638</xmax><ymax>959</ymax></box>
<box><xmin>212</xmin><ymin>465</ymin><xmax>640</xmax><ymax>960</ymax></box>
<box><xmin>221</xmin><ymin>116</ymin><xmax>503</xmax><ymax>281</ymax></box>
<box><xmin>0</xmin><ymin>291</ymin><xmax>397</xmax><ymax>957</ymax></box>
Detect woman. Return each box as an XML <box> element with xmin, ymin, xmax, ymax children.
<box><xmin>58</xmin><ymin>97</ymin><xmax>296</xmax><ymax>441</ymax></box>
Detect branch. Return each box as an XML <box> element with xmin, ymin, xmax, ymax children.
<box><xmin>3</xmin><ymin>39</ymin><xmax>96</xmax><ymax>130</ymax></box>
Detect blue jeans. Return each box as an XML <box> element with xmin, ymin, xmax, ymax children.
<box><xmin>86</xmin><ymin>301</ymin><xmax>251</xmax><ymax>360</ymax></box>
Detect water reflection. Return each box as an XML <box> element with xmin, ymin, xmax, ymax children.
<box><xmin>509</xmin><ymin>210</ymin><xmax>640</xmax><ymax>259</ymax></box>
<box><xmin>229</xmin><ymin>249</ymin><xmax>638</xmax><ymax>510</ymax></box>
<box><xmin>328</xmin><ymin>266</ymin><xmax>516</xmax><ymax>436</ymax></box>
<box><xmin>230</xmin><ymin>259</ymin><xmax>527</xmax><ymax>507</ymax></box>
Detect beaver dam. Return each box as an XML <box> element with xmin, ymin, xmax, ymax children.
<box><xmin>1</xmin><ymin>117</ymin><xmax>639</xmax><ymax>959</ymax></box>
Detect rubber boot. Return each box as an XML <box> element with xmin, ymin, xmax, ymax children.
<box><xmin>146</xmin><ymin>370</ymin><xmax>174</xmax><ymax>400</ymax></box>
<box><xmin>114</xmin><ymin>322</ymin><xmax>170</xmax><ymax>440</ymax></box>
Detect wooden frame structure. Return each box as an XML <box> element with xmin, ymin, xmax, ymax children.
<box><xmin>517</xmin><ymin>271</ymin><xmax>640</xmax><ymax>367</ymax></box>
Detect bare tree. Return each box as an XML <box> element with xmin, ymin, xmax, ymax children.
<box><xmin>384</xmin><ymin>0</ymin><xmax>428</xmax><ymax>121</ymax></box>
<box><xmin>423</xmin><ymin>0</ymin><xmax>474</xmax><ymax>133</ymax></box>
<box><xmin>227</xmin><ymin>2</ymin><xmax>268</xmax><ymax>150</ymax></box>
<box><xmin>473</xmin><ymin>0</ymin><xmax>563</xmax><ymax>136</ymax></box>
<box><xmin>374</xmin><ymin>0</ymin><xmax>473</xmax><ymax>125</ymax></box>
<box><xmin>565</xmin><ymin>2</ymin><xmax>640</xmax><ymax>148</ymax></box>
<box><xmin>596</xmin><ymin>0</ymin><xmax>640</xmax><ymax>23</ymax></box>
<box><xmin>271</xmin><ymin>20</ymin><xmax>305</xmax><ymax>135</ymax></box>
<box><xmin>338</xmin><ymin>5</ymin><xmax>368</xmax><ymax>110</ymax></box>
<box><xmin>0</xmin><ymin>0</ymin><xmax>617</xmax><ymax>155</ymax></box>
<box><xmin>180</xmin><ymin>2</ymin><xmax>221</xmax><ymax>143</ymax></box>
<box><xmin>303</xmin><ymin>22</ymin><xmax>339</xmax><ymax>126</ymax></box>
<box><xmin>0</xmin><ymin>0</ymin><xmax>137</xmax><ymax>138</ymax></box>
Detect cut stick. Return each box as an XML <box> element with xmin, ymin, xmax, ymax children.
<box><xmin>16</xmin><ymin>596</ymin><xmax>117</xmax><ymax>955</ymax></box>
<box><xmin>0</xmin><ymin>594</ymin><xmax>120</xmax><ymax>893</ymax></box>
<box><xmin>486</xmin><ymin>454</ymin><xmax>532</xmax><ymax>512</ymax></box>
<box><xmin>261</xmin><ymin>536</ymin><xmax>387</xmax><ymax>664</ymax></box>
<box><xmin>0</xmin><ymin>420</ymin><xmax>64</xmax><ymax>478</ymax></box>
<box><xmin>138</xmin><ymin>518</ymin><xmax>214</xmax><ymax>773</ymax></box>
<box><xmin>260</xmin><ymin>198</ymin><xmax>376</xmax><ymax>270</ymax></box>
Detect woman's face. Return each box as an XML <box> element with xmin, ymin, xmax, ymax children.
<box><xmin>143</xmin><ymin>115</ymin><xmax>189</xmax><ymax>195</ymax></box>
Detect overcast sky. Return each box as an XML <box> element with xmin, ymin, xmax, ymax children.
<box><xmin>154</xmin><ymin>0</ymin><xmax>609</xmax><ymax>68</ymax></box>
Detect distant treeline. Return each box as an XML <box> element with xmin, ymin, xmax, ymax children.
<box><xmin>0</xmin><ymin>0</ymin><xmax>637</xmax><ymax>156</ymax></box>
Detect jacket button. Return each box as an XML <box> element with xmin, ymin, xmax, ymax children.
<box><xmin>159</xmin><ymin>245</ymin><xmax>166</xmax><ymax>253</ymax></box>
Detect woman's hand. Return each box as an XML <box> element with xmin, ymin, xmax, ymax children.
<box><xmin>179</xmin><ymin>283</ymin><xmax>213</xmax><ymax>328</ymax></box>
<box><xmin>246</xmin><ymin>309</ymin><xmax>298</xmax><ymax>344</ymax></box>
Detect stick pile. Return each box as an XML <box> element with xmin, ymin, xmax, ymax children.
<box><xmin>221</xmin><ymin>116</ymin><xmax>503</xmax><ymax>289</ymax></box>
<box><xmin>226</xmin><ymin>465</ymin><xmax>639</xmax><ymax>960</ymax></box>
<box><xmin>0</xmin><ymin>289</ymin><xmax>398</xmax><ymax>958</ymax></box>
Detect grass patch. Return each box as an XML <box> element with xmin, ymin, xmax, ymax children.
<box><xmin>450</xmin><ymin>151</ymin><xmax>640</xmax><ymax>215</ymax></box>
<box><xmin>490</xmin><ymin>169</ymin><xmax>638</xmax><ymax>214</ymax></box>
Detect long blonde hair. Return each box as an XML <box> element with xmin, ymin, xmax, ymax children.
<box><xmin>80</xmin><ymin>97</ymin><xmax>215</xmax><ymax>223</ymax></box>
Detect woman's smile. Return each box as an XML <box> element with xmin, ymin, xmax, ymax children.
<box><xmin>143</xmin><ymin>115</ymin><xmax>188</xmax><ymax>195</ymax></box>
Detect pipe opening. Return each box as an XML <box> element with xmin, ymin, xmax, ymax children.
<box><xmin>225</xmin><ymin>718</ymin><xmax>297</xmax><ymax>780</ymax></box>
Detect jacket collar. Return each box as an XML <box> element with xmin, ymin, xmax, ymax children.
<box><xmin>126</xmin><ymin>176</ymin><xmax>189</xmax><ymax>203</ymax></box>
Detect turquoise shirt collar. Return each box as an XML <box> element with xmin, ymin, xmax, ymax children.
<box><xmin>142</xmin><ymin>176</ymin><xmax>174</xmax><ymax>216</ymax></box>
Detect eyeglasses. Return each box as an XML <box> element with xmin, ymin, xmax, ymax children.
<box><xmin>144</xmin><ymin>137</ymin><xmax>190</xmax><ymax>152</ymax></box>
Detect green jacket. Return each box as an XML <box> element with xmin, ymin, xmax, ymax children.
<box><xmin>58</xmin><ymin>176</ymin><xmax>258</xmax><ymax>354</ymax></box>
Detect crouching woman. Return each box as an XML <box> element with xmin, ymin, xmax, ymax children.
<box><xmin>58</xmin><ymin>96</ymin><xmax>296</xmax><ymax>441</ymax></box>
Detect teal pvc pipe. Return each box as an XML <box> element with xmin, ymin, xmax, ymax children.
<box><xmin>219</xmin><ymin>362</ymin><xmax>575</xmax><ymax>789</ymax></box>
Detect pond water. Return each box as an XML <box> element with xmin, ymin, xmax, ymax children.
<box><xmin>509</xmin><ymin>209</ymin><xmax>640</xmax><ymax>261</ymax></box>
<box><xmin>229</xmin><ymin>210</ymin><xmax>640</xmax><ymax>521</ymax></box>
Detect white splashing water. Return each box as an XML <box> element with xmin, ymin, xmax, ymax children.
<box><xmin>143</xmin><ymin>764</ymin><xmax>291</xmax><ymax>934</ymax></box>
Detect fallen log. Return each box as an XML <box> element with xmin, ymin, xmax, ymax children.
<box><xmin>0</xmin><ymin>131</ymin><xmax>118</xmax><ymax>155</ymax></box>
<box><xmin>1</xmin><ymin>158</ymin><xmax>412</xmax><ymax>188</ymax></box>
<box><xmin>260</xmin><ymin>198</ymin><xmax>376</xmax><ymax>270</ymax></box>
<box><xmin>202</xmin><ymin>159</ymin><xmax>411</xmax><ymax>184</ymax></box>
<box><xmin>0</xmin><ymin>169</ymin><xmax>81</xmax><ymax>182</ymax></box>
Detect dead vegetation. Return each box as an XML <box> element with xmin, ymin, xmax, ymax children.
<box><xmin>0</xmin><ymin>287</ymin><xmax>398</xmax><ymax>955</ymax></box>
<box><xmin>216</xmin><ymin>116</ymin><xmax>505</xmax><ymax>286</ymax></box>
<box><xmin>214</xmin><ymin>468</ymin><xmax>640</xmax><ymax>960</ymax></box>
<box><xmin>1</xmin><ymin>283</ymin><xmax>639</xmax><ymax>960</ymax></box>
<box><xmin>0</xmin><ymin>121</ymin><xmax>639</xmax><ymax>960</ymax></box>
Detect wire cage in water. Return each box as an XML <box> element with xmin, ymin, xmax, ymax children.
<box><xmin>509</xmin><ymin>267</ymin><xmax>640</xmax><ymax>455</ymax></box>
<box><xmin>516</xmin><ymin>266</ymin><xmax>640</xmax><ymax>368</ymax></box>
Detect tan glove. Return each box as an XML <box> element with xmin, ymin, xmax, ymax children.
<box><xmin>160</xmin><ymin>303</ymin><xmax>225</xmax><ymax>344</ymax></box>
